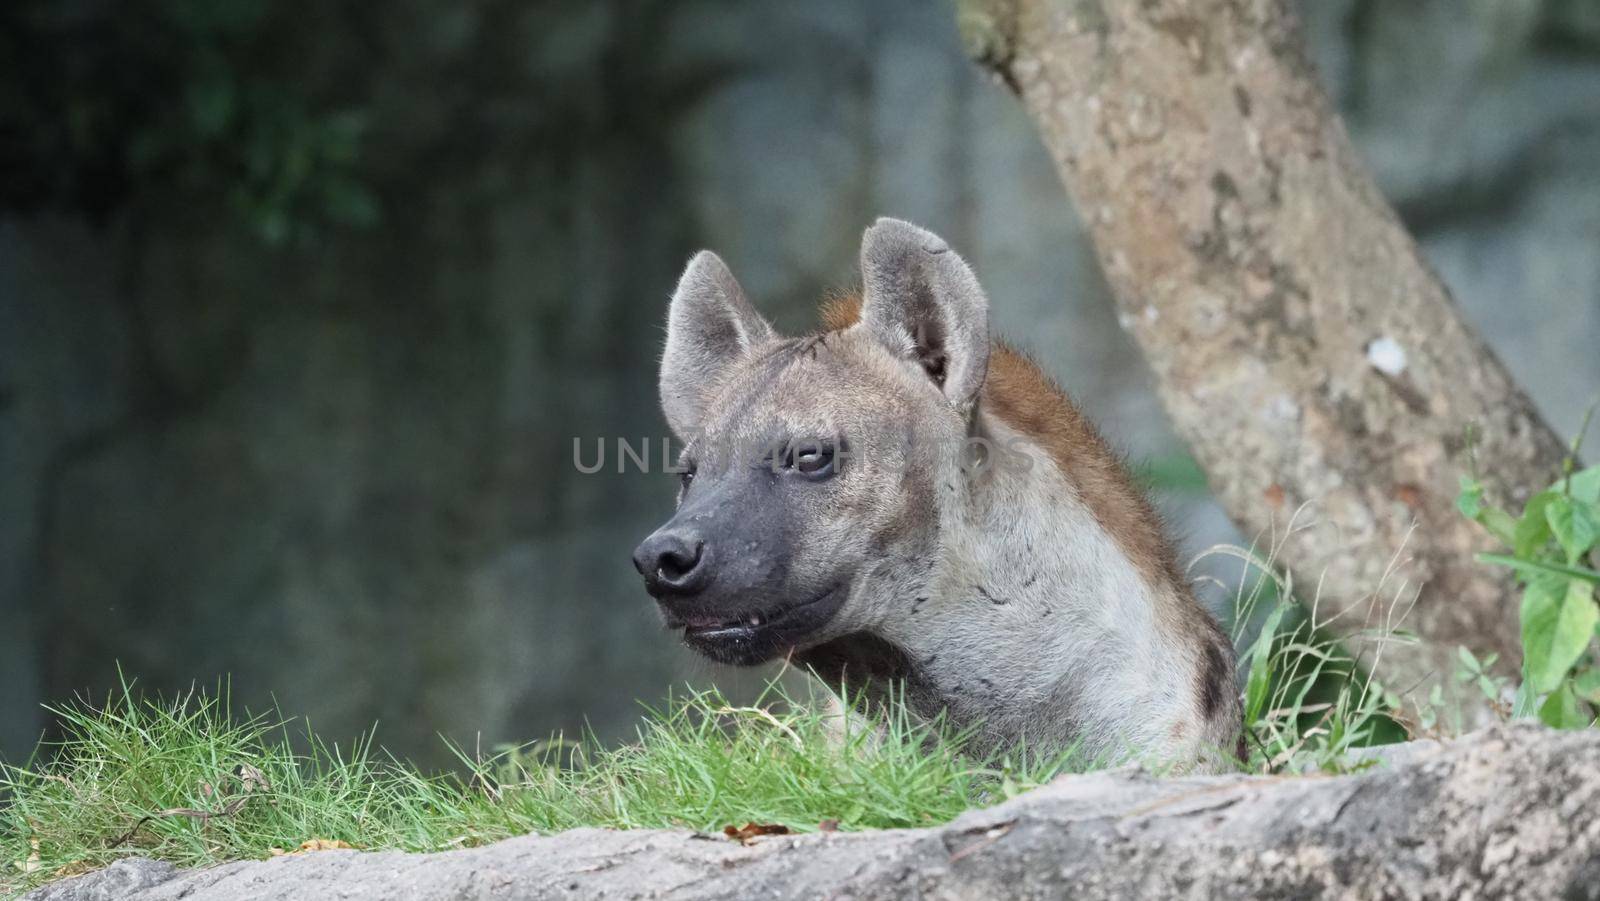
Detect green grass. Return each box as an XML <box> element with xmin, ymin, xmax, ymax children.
<box><xmin>1205</xmin><ymin>527</ymin><xmax>1412</xmax><ymax>773</ymax></box>
<box><xmin>1</xmin><ymin>679</ymin><xmax>1088</xmax><ymax>897</ymax></box>
<box><xmin>3</xmin><ymin>536</ymin><xmax>1428</xmax><ymax>897</ymax></box>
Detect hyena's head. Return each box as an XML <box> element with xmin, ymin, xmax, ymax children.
<box><xmin>632</xmin><ymin>218</ymin><xmax>992</xmax><ymax>665</ymax></box>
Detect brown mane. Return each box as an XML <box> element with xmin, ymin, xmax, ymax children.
<box><xmin>819</xmin><ymin>293</ymin><xmax>1187</xmax><ymax>595</ymax></box>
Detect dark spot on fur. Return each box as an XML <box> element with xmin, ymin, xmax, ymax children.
<box><xmin>975</xmin><ymin>585</ymin><xmax>1007</xmax><ymax>605</ymax></box>
<box><xmin>911</xmin><ymin>597</ymin><xmax>928</xmax><ymax>614</ymax></box>
<box><xmin>977</xmin><ymin>677</ymin><xmax>994</xmax><ymax>692</ymax></box>
<box><xmin>1199</xmin><ymin>642</ymin><xmax>1230</xmax><ymax>720</ymax></box>
<box><xmin>798</xmin><ymin>333</ymin><xmax>830</xmax><ymax>360</ymax></box>
<box><xmin>1233</xmin><ymin>85</ymin><xmax>1251</xmax><ymax>117</ymax></box>
<box><xmin>1021</xmin><ymin>571</ymin><xmax>1039</xmax><ymax>589</ymax></box>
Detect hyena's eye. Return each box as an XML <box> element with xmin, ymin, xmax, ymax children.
<box><xmin>790</xmin><ymin>440</ymin><xmax>838</xmax><ymax>480</ymax></box>
<box><xmin>679</xmin><ymin>464</ymin><xmax>696</xmax><ymax>491</ymax></box>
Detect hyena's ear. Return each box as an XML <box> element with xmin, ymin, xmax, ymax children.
<box><xmin>859</xmin><ymin>217</ymin><xmax>990</xmax><ymax>413</ymax></box>
<box><xmin>660</xmin><ymin>250</ymin><xmax>775</xmax><ymax>435</ymax></box>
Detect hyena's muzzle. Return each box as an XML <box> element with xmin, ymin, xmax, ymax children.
<box><xmin>632</xmin><ymin>455</ymin><xmax>847</xmax><ymax>666</ymax></box>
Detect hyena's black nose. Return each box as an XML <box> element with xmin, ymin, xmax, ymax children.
<box><xmin>633</xmin><ymin>530</ymin><xmax>708</xmax><ymax>596</ymax></box>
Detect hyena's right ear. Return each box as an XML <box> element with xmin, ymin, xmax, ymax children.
<box><xmin>859</xmin><ymin>218</ymin><xmax>990</xmax><ymax>414</ymax></box>
<box><xmin>659</xmin><ymin>251</ymin><xmax>775</xmax><ymax>436</ymax></box>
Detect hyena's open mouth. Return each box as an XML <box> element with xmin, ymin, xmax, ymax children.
<box><xmin>668</xmin><ymin>585</ymin><xmax>845</xmax><ymax>665</ymax></box>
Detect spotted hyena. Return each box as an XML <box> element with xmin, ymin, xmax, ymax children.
<box><xmin>632</xmin><ymin>218</ymin><xmax>1242</xmax><ymax>770</ymax></box>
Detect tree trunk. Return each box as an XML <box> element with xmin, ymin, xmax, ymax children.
<box><xmin>954</xmin><ymin>0</ymin><xmax>1569</xmax><ymax>704</ymax></box>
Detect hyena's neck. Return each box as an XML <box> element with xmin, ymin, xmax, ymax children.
<box><xmin>878</xmin><ymin>413</ymin><xmax>1218</xmax><ymax>763</ymax></box>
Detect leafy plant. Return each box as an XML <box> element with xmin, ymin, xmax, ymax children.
<box><xmin>1204</xmin><ymin>529</ymin><xmax>1410</xmax><ymax>773</ymax></box>
<box><xmin>1459</xmin><ymin>414</ymin><xmax>1600</xmax><ymax>729</ymax></box>
<box><xmin>1</xmin><ymin>0</ymin><xmax>379</xmax><ymax>243</ymax></box>
<box><xmin>1453</xmin><ymin>647</ymin><xmax>1511</xmax><ymax>712</ymax></box>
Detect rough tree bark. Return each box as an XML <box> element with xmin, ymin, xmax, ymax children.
<box><xmin>954</xmin><ymin>0</ymin><xmax>1571</xmax><ymax>702</ymax></box>
<box><xmin>24</xmin><ymin>725</ymin><xmax>1600</xmax><ymax>900</ymax></box>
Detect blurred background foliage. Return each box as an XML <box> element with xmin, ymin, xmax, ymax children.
<box><xmin>0</xmin><ymin>0</ymin><xmax>376</xmax><ymax>241</ymax></box>
<box><xmin>2</xmin><ymin>0</ymin><xmax>1598</xmax><ymax>768</ymax></box>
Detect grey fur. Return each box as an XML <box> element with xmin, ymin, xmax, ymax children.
<box><xmin>660</xmin><ymin>250</ymin><xmax>776</xmax><ymax>437</ymax></box>
<box><xmin>859</xmin><ymin>218</ymin><xmax>990</xmax><ymax>412</ymax></box>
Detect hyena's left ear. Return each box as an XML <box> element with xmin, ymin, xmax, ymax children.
<box><xmin>660</xmin><ymin>250</ymin><xmax>776</xmax><ymax>436</ymax></box>
<box><xmin>859</xmin><ymin>217</ymin><xmax>990</xmax><ymax>413</ymax></box>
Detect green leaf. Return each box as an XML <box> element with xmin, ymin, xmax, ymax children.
<box><xmin>1571</xmin><ymin>504</ymin><xmax>1598</xmax><ymax>560</ymax></box>
<box><xmin>1514</xmin><ymin>491</ymin><xmax>1558</xmax><ymax>560</ymax></box>
<box><xmin>1456</xmin><ymin>475</ymin><xmax>1483</xmax><ymax>519</ymax></box>
<box><xmin>1243</xmin><ymin>605</ymin><xmax>1286</xmax><ymax>726</ymax></box>
<box><xmin>1547</xmin><ymin>495</ymin><xmax>1574</xmax><ymax>552</ymax></box>
<box><xmin>1521</xmin><ymin>576</ymin><xmax>1599</xmax><ymax>694</ymax></box>
<box><xmin>1547</xmin><ymin>496</ymin><xmax>1600</xmax><ymax>563</ymax></box>
<box><xmin>1574</xmin><ymin>668</ymin><xmax>1600</xmax><ymax>705</ymax></box>
<box><xmin>1511</xmin><ymin>679</ymin><xmax>1539</xmax><ymax>718</ymax></box>
<box><xmin>1480</xmin><ymin>507</ymin><xmax>1520</xmax><ymax>546</ymax></box>
<box><xmin>1479</xmin><ymin>554</ymin><xmax>1600</xmax><ymax>585</ymax></box>
<box><xmin>1457</xmin><ymin>475</ymin><xmax>1517</xmax><ymax>544</ymax></box>
<box><xmin>1574</xmin><ymin>501</ymin><xmax>1600</xmax><ymax>559</ymax></box>
<box><xmin>1538</xmin><ymin>682</ymin><xmax>1591</xmax><ymax>730</ymax></box>
<box><xmin>1565</xmin><ymin>465</ymin><xmax>1600</xmax><ymax>504</ymax></box>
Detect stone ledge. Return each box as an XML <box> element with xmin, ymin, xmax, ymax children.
<box><xmin>24</xmin><ymin>723</ymin><xmax>1600</xmax><ymax>900</ymax></box>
